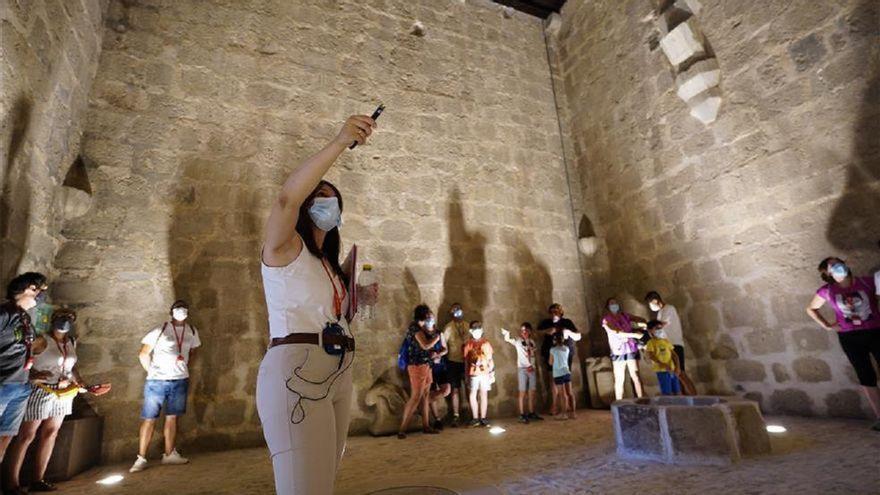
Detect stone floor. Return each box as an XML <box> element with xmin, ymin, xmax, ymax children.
<box><xmin>59</xmin><ymin>411</ymin><xmax>879</xmax><ymax>495</ymax></box>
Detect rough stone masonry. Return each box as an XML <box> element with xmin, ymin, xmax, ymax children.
<box><xmin>1</xmin><ymin>0</ymin><xmax>878</xmax><ymax>463</ymax></box>
<box><xmin>549</xmin><ymin>0</ymin><xmax>879</xmax><ymax>418</ymax></box>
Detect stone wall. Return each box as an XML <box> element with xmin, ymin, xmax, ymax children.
<box><xmin>551</xmin><ymin>0</ymin><xmax>879</xmax><ymax>417</ymax></box>
<box><xmin>62</xmin><ymin>0</ymin><xmax>587</xmax><ymax>461</ymax></box>
<box><xmin>1</xmin><ymin>0</ymin><xmax>107</xmax><ymax>282</ymax></box>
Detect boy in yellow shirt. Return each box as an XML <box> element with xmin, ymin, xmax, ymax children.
<box><xmin>644</xmin><ymin>320</ymin><xmax>681</xmax><ymax>395</ymax></box>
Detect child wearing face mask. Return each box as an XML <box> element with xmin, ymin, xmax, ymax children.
<box><xmin>130</xmin><ymin>300</ymin><xmax>201</xmax><ymax>472</ymax></box>
<box><xmin>548</xmin><ymin>333</ymin><xmax>576</xmax><ymax>420</ymax></box>
<box><xmin>807</xmin><ymin>258</ymin><xmax>880</xmax><ymax>431</ymax></box>
<box><xmin>463</xmin><ymin>321</ymin><xmax>494</xmax><ymax>427</ymax></box>
<box><xmin>643</xmin><ymin>320</ymin><xmax>681</xmax><ymax>396</ymax></box>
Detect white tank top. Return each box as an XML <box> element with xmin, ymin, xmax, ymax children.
<box><xmin>261</xmin><ymin>249</ymin><xmax>350</xmax><ymax>340</ymax></box>
<box><xmin>34</xmin><ymin>336</ymin><xmax>77</xmax><ymax>383</ymax></box>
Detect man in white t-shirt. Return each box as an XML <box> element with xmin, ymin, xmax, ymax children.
<box><xmin>502</xmin><ymin>323</ymin><xmax>544</xmax><ymax>424</ymax></box>
<box><xmin>130</xmin><ymin>300</ymin><xmax>201</xmax><ymax>473</ymax></box>
<box><xmin>645</xmin><ymin>291</ymin><xmax>686</xmax><ymax>371</ymax></box>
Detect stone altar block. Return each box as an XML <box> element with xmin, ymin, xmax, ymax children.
<box><xmin>611</xmin><ymin>396</ymin><xmax>771</xmax><ymax>465</ymax></box>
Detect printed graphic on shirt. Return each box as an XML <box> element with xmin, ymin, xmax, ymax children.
<box><xmin>835</xmin><ymin>289</ymin><xmax>872</xmax><ymax>325</ymax></box>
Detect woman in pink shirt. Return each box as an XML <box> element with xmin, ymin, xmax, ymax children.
<box><xmin>601</xmin><ymin>297</ymin><xmax>646</xmax><ymax>401</ymax></box>
<box><xmin>807</xmin><ymin>257</ymin><xmax>880</xmax><ymax>431</ymax></box>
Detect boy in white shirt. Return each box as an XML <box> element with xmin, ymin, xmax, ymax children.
<box><xmin>502</xmin><ymin>323</ymin><xmax>543</xmax><ymax>424</ymax></box>
<box><xmin>130</xmin><ymin>300</ymin><xmax>201</xmax><ymax>473</ymax></box>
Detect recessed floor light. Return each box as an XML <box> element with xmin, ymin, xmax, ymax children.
<box><xmin>97</xmin><ymin>474</ymin><xmax>124</xmax><ymax>485</ymax></box>
<box><xmin>766</xmin><ymin>425</ymin><xmax>786</xmax><ymax>433</ymax></box>
<box><xmin>489</xmin><ymin>426</ymin><xmax>506</xmax><ymax>435</ymax></box>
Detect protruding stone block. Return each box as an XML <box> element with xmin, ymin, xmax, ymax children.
<box><xmin>675</xmin><ymin>58</ymin><xmax>720</xmax><ymax>101</ymax></box>
<box><xmin>687</xmin><ymin>89</ymin><xmax>722</xmax><ymax>124</ymax></box>
<box><xmin>660</xmin><ymin>0</ymin><xmax>702</xmax><ymax>34</ymax></box>
<box><xmin>59</xmin><ymin>186</ymin><xmax>92</xmax><ymax>220</ymax></box>
<box><xmin>577</xmin><ymin>236</ymin><xmax>601</xmax><ymax>256</ymax></box>
<box><xmin>659</xmin><ymin>18</ymin><xmax>705</xmax><ymax>66</ymax></box>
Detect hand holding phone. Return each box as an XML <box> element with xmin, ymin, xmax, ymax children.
<box><xmin>349</xmin><ymin>104</ymin><xmax>385</xmax><ymax>150</ymax></box>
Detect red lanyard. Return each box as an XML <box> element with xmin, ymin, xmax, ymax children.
<box><xmin>320</xmin><ymin>260</ymin><xmax>346</xmax><ymax>321</ymax></box>
<box><xmin>55</xmin><ymin>338</ymin><xmax>68</xmax><ymax>363</ymax></box>
<box><xmin>168</xmin><ymin>322</ymin><xmax>185</xmax><ymax>358</ymax></box>
<box><xmin>55</xmin><ymin>337</ymin><xmax>70</xmax><ymax>375</ymax></box>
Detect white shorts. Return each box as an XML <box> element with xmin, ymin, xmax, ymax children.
<box><xmin>470</xmin><ymin>374</ymin><xmax>492</xmax><ymax>392</ymax></box>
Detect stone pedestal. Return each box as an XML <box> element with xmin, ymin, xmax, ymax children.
<box><xmin>21</xmin><ymin>415</ymin><xmax>103</xmax><ymax>484</ymax></box>
<box><xmin>585</xmin><ymin>357</ymin><xmax>614</xmax><ymax>409</ymax></box>
<box><xmin>611</xmin><ymin>396</ymin><xmax>771</xmax><ymax>465</ymax></box>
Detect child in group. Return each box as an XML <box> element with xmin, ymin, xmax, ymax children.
<box><xmin>463</xmin><ymin>321</ymin><xmax>494</xmax><ymax>427</ymax></box>
<box><xmin>644</xmin><ymin>320</ymin><xmax>681</xmax><ymax>395</ymax></box>
<box><xmin>548</xmin><ymin>332</ymin><xmax>576</xmax><ymax>420</ymax></box>
<box><xmin>501</xmin><ymin>323</ymin><xmax>543</xmax><ymax>424</ymax></box>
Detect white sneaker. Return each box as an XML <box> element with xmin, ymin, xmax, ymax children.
<box><xmin>129</xmin><ymin>455</ymin><xmax>148</xmax><ymax>472</ymax></box>
<box><xmin>161</xmin><ymin>449</ymin><xmax>189</xmax><ymax>465</ymax></box>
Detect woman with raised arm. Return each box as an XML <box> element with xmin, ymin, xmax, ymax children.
<box><xmin>256</xmin><ymin>114</ymin><xmax>376</xmax><ymax>494</ymax></box>
<box><xmin>602</xmin><ymin>297</ymin><xmax>646</xmax><ymax>401</ymax></box>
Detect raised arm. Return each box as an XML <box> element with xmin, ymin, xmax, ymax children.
<box><xmin>602</xmin><ymin>321</ymin><xmax>643</xmax><ymax>339</ymax></box>
<box><xmin>806</xmin><ymin>294</ymin><xmax>837</xmax><ymax>331</ymax></box>
<box><xmin>263</xmin><ymin>115</ymin><xmax>376</xmax><ymax>266</ymax></box>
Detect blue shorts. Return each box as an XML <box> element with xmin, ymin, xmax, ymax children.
<box><xmin>553</xmin><ymin>373</ymin><xmax>571</xmax><ymax>385</ymax></box>
<box><xmin>656</xmin><ymin>371</ymin><xmax>681</xmax><ymax>395</ymax></box>
<box><xmin>0</xmin><ymin>383</ymin><xmax>33</xmax><ymax>436</ymax></box>
<box><xmin>141</xmin><ymin>379</ymin><xmax>189</xmax><ymax>419</ymax></box>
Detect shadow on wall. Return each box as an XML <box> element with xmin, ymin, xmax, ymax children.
<box><xmin>439</xmin><ymin>187</ymin><xmax>487</xmax><ymax>323</ymax></box>
<box><xmin>0</xmin><ymin>97</ymin><xmax>33</xmax><ymax>282</ymax></box>
<box><xmin>825</xmin><ymin>1</ymin><xmax>880</xmax><ymax>250</ymax></box>
<box><xmin>502</xmin><ymin>233</ymin><xmax>555</xmax><ymax>408</ymax></box>
<box><xmin>167</xmin><ymin>146</ymin><xmax>265</xmax><ymax>451</ymax></box>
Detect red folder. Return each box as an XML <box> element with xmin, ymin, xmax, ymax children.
<box><xmin>342</xmin><ymin>245</ymin><xmax>358</xmax><ymax>323</ymax></box>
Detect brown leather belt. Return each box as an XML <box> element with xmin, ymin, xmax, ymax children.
<box><xmin>269</xmin><ymin>332</ymin><xmax>355</xmax><ymax>351</ymax></box>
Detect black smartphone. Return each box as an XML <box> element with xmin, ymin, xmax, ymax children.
<box><xmin>349</xmin><ymin>103</ymin><xmax>385</xmax><ymax>150</ymax></box>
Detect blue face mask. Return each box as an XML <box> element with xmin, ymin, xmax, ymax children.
<box><xmin>452</xmin><ymin>309</ymin><xmax>463</xmax><ymax>319</ymax></box>
<box><xmin>425</xmin><ymin>318</ymin><xmax>436</xmax><ymax>329</ymax></box>
<box><xmin>829</xmin><ymin>262</ymin><xmax>848</xmax><ymax>281</ymax></box>
<box><xmin>308</xmin><ymin>197</ymin><xmax>341</xmax><ymax>232</ymax></box>
<box><xmin>609</xmin><ymin>304</ymin><xmax>620</xmax><ymax>314</ymax></box>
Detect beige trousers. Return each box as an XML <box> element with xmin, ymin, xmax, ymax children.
<box><xmin>256</xmin><ymin>344</ymin><xmax>354</xmax><ymax>494</ymax></box>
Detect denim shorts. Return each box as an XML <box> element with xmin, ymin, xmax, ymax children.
<box><xmin>553</xmin><ymin>373</ymin><xmax>572</xmax><ymax>385</ymax></box>
<box><xmin>517</xmin><ymin>368</ymin><xmax>537</xmax><ymax>392</ymax></box>
<box><xmin>141</xmin><ymin>379</ymin><xmax>189</xmax><ymax>419</ymax></box>
<box><xmin>0</xmin><ymin>383</ymin><xmax>33</xmax><ymax>435</ymax></box>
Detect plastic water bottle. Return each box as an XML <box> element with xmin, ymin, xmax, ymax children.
<box><xmin>359</xmin><ymin>264</ymin><xmax>378</xmax><ymax>321</ymax></box>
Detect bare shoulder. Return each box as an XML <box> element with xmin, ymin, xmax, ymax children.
<box><xmin>262</xmin><ymin>235</ymin><xmax>304</xmax><ymax>268</ymax></box>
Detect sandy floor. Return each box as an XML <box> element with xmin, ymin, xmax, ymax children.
<box><xmin>58</xmin><ymin>411</ymin><xmax>879</xmax><ymax>495</ymax></box>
